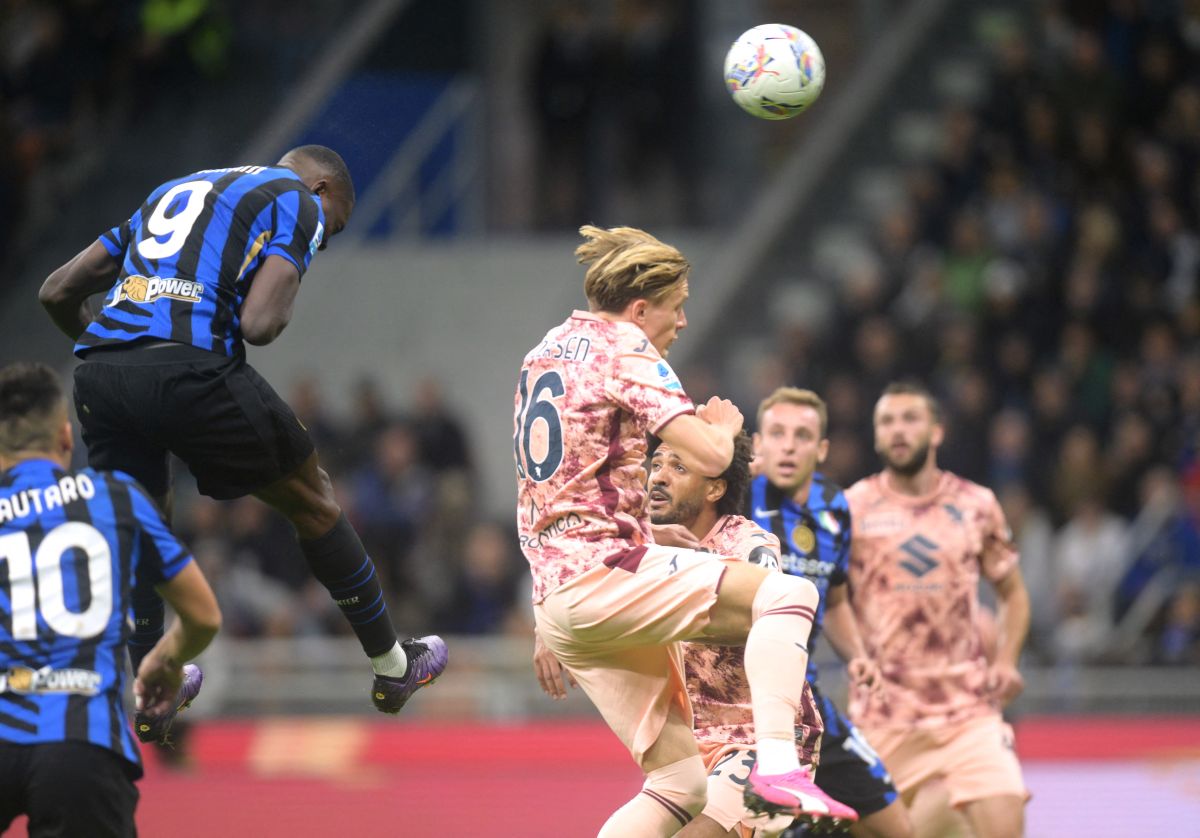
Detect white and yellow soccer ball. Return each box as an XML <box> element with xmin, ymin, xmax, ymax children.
<box><xmin>723</xmin><ymin>23</ymin><xmax>826</xmax><ymax>120</ymax></box>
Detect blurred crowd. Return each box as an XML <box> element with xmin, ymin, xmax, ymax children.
<box><xmin>692</xmin><ymin>0</ymin><xmax>1200</xmax><ymax>668</ymax></box>
<box><xmin>0</xmin><ymin>0</ymin><xmax>351</xmax><ymax>279</ymax></box>
<box><xmin>170</xmin><ymin>374</ymin><xmax>533</xmax><ymax>643</ymax></box>
<box><xmin>0</xmin><ymin>0</ymin><xmax>235</xmax><ymax>267</ymax></box>
<box><xmin>526</xmin><ymin>0</ymin><xmax>701</xmax><ymax>229</ymax></box>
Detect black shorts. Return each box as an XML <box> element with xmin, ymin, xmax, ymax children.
<box><xmin>810</xmin><ymin>684</ymin><xmax>898</xmax><ymax>818</ymax></box>
<box><xmin>0</xmin><ymin>740</ymin><xmax>139</xmax><ymax>837</ymax></box>
<box><xmin>74</xmin><ymin>343</ymin><xmax>315</xmax><ymax>500</ymax></box>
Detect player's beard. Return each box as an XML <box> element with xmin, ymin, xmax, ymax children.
<box><xmin>880</xmin><ymin>439</ymin><xmax>931</xmax><ymax>476</ymax></box>
<box><xmin>649</xmin><ymin>492</ymin><xmax>704</xmax><ymax>527</ymax></box>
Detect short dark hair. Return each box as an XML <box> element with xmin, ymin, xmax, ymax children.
<box><xmin>0</xmin><ymin>362</ymin><xmax>64</xmax><ymax>455</ymax></box>
<box><xmin>879</xmin><ymin>380</ymin><xmax>942</xmax><ymax>422</ymax></box>
<box><xmin>646</xmin><ymin>430</ymin><xmax>753</xmax><ymax>518</ymax></box>
<box><xmin>285</xmin><ymin>144</ymin><xmax>355</xmax><ymax>204</ymax></box>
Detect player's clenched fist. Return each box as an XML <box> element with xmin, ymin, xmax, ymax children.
<box><xmin>696</xmin><ymin>395</ymin><xmax>744</xmax><ymax>437</ymax></box>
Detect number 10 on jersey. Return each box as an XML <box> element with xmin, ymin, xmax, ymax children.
<box><xmin>514</xmin><ymin>368</ymin><xmax>564</xmax><ymax>483</ymax></box>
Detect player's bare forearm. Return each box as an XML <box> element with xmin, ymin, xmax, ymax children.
<box><xmin>822</xmin><ymin>583</ymin><xmax>867</xmax><ymax>661</ymax></box>
<box><xmin>825</xmin><ymin>582</ymin><xmax>884</xmax><ymax>692</ymax></box>
<box><xmin>154</xmin><ymin>562</ymin><xmax>222</xmax><ymax>663</ymax></box>
<box><xmin>136</xmin><ymin>563</ymin><xmax>221</xmax><ymax>718</ymax></box>
<box><xmin>993</xmin><ymin>568</ymin><xmax>1030</xmax><ymax>668</ymax></box>
<box><xmin>659</xmin><ymin>399</ymin><xmax>743</xmax><ymax>477</ymax></box>
<box><xmin>39</xmin><ymin>242</ymin><xmax>120</xmax><ymax>339</ymax></box>
<box><xmin>42</xmin><ymin>297</ymin><xmax>95</xmax><ymax>340</ymax></box>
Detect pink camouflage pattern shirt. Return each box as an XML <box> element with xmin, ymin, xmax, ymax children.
<box><xmin>515</xmin><ymin>311</ymin><xmax>695</xmax><ymax>603</ymax></box>
<box><xmin>683</xmin><ymin>515</ymin><xmax>823</xmax><ymax>765</ymax></box>
<box><xmin>845</xmin><ymin>471</ymin><xmax>1019</xmax><ymax>730</ymax></box>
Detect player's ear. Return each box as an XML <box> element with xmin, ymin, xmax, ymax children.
<box><xmin>931</xmin><ymin>422</ymin><xmax>945</xmax><ymax>448</ymax></box>
<box><xmin>58</xmin><ymin>419</ymin><xmax>73</xmax><ymax>460</ymax></box>
<box><xmin>706</xmin><ymin>477</ymin><xmax>727</xmax><ymax>506</ymax></box>
<box><xmin>816</xmin><ymin>437</ymin><xmax>829</xmax><ymax>464</ymax></box>
<box><xmin>629</xmin><ymin>298</ymin><xmax>648</xmax><ymax>324</ymax></box>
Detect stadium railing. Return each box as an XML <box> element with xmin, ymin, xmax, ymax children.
<box><xmin>187</xmin><ymin>635</ymin><xmax>1200</xmax><ymax>720</ymax></box>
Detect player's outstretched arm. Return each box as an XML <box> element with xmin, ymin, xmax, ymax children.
<box><xmin>658</xmin><ymin>397</ymin><xmax>744</xmax><ymax>478</ymax></box>
<box><xmin>135</xmin><ymin>562</ymin><xmax>222</xmax><ymax>718</ymax></box>
<box><xmin>39</xmin><ymin>241</ymin><xmax>122</xmax><ymax>339</ymax></box>
<box><xmin>240</xmin><ymin>255</ymin><xmax>301</xmax><ymax>345</ymax></box>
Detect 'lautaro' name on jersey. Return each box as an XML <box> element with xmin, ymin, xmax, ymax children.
<box><xmin>0</xmin><ymin>474</ymin><xmax>96</xmax><ymax>523</ymax></box>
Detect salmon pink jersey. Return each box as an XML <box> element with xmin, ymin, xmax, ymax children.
<box><xmin>684</xmin><ymin>515</ymin><xmax>822</xmax><ymax>764</ymax></box>
<box><xmin>845</xmin><ymin>471</ymin><xmax>1018</xmax><ymax>730</ymax></box>
<box><xmin>515</xmin><ymin>311</ymin><xmax>695</xmax><ymax>603</ymax></box>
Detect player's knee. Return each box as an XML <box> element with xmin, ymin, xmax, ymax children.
<box><xmin>643</xmin><ymin>755</ymin><xmax>708</xmax><ymax>821</ymax></box>
<box><xmin>751</xmin><ymin>571</ymin><xmax>818</xmax><ymax>623</ymax></box>
<box><xmin>286</xmin><ymin>471</ymin><xmax>342</xmax><ymax>537</ymax></box>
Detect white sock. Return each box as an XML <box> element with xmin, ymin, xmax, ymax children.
<box><xmin>371</xmin><ymin>642</ymin><xmax>408</xmax><ymax>678</ymax></box>
<box><xmin>755</xmin><ymin>737</ymin><xmax>801</xmax><ymax>775</ymax></box>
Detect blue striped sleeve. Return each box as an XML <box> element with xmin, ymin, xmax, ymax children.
<box><xmin>263</xmin><ymin>188</ymin><xmax>323</xmax><ymax>277</ymax></box>
<box><xmin>98</xmin><ymin>221</ymin><xmax>130</xmax><ymax>258</ymax></box>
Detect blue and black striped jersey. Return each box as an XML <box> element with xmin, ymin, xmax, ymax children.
<box><xmin>0</xmin><ymin>459</ymin><xmax>193</xmax><ymax>772</ymax></box>
<box><xmin>75</xmin><ymin>165</ymin><xmax>325</xmax><ymax>358</ymax></box>
<box><xmin>748</xmin><ymin>472</ymin><xmax>851</xmax><ymax>683</ymax></box>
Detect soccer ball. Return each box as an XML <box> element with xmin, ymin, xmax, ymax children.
<box><xmin>723</xmin><ymin>24</ymin><xmax>826</xmax><ymax>120</ymax></box>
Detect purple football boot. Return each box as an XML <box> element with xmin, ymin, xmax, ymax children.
<box><xmin>135</xmin><ymin>663</ymin><xmax>203</xmax><ymax>745</ymax></box>
<box><xmin>371</xmin><ymin>635</ymin><xmax>448</xmax><ymax>713</ymax></box>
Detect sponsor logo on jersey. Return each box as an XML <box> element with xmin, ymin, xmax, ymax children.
<box><xmin>108</xmin><ymin>275</ymin><xmax>204</xmax><ymax>306</ymax></box>
<box><xmin>781</xmin><ymin>552</ymin><xmax>837</xmax><ymax>578</ymax></box>
<box><xmin>857</xmin><ymin>512</ymin><xmax>905</xmax><ymax>534</ymax></box>
<box><xmin>898</xmin><ymin>535</ymin><xmax>939</xmax><ymax>577</ymax></box>
<box><xmin>747</xmin><ymin>545</ymin><xmax>781</xmax><ymax>571</ymax></box>
<box><xmin>0</xmin><ymin>666</ymin><xmax>102</xmax><ymax>696</ymax></box>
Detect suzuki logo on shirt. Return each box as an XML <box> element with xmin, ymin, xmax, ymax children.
<box><xmin>899</xmin><ymin>535</ymin><xmax>939</xmax><ymax>577</ymax></box>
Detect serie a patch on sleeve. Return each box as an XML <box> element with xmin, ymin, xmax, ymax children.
<box><xmin>654</xmin><ymin>360</ymin><xmax>683</xmax><ymax>391</ymax></box>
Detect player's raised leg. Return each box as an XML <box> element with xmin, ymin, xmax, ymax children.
<box><xmin>701</xmin><ymin>561</ymin><xmax>857</xmax><ymax>827</ymax></box>
<box><xmin>254</xmin><ymin>452</ymin><xmax>447</xmax><ymax>712</ymax></box>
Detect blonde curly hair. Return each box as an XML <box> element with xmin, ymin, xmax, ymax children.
<box><xmin>575</xmin><ymin>225</ymin><xmax>690</xmax><ymax>313</ymax></box>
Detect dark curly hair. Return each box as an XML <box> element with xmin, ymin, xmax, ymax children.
<box><xmin>714</xmin><ymin>430</ymin><xmax>753</xmax><ymax>517</ymax></box>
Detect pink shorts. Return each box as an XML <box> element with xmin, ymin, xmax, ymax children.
<box><xmin>534</xmin><ymin>545</ymin><xmax>733</xmax><ymax>766</ymax></box>
<box><xmin>698</xmin><ymin>741</ymin><xmax>805</xmax><ymax>837</ymax></box>
<box><xmin>862</xmin><ymin>714</ymin><xmax>1027</xmax><ymax>807</ymax></box>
